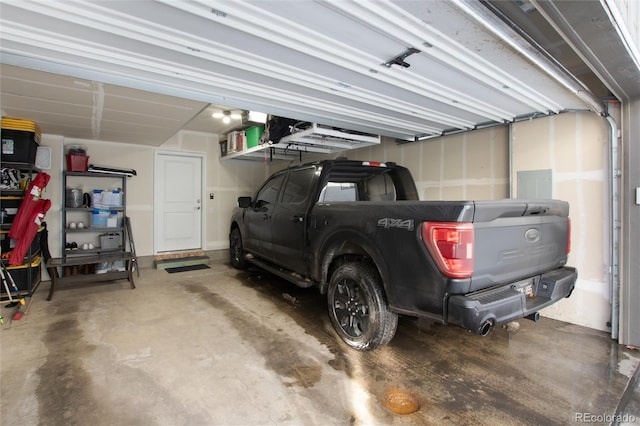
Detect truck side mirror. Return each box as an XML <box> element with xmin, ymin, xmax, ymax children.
<box><xmin>238</xmin><ymin>196</ymin><xmax>252</xmax><ymax>208</ymax></box>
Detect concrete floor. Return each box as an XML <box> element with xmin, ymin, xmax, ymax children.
<box><xmin>1</xmin><ymin>257</ymin><xmax>639</xmax><ymax>426</ymax></box>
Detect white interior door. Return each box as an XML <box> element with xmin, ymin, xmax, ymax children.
<box><xmin>154</xmin><ymin>152</ymin><xmax>203</xmax><ymax>253</ymax></box>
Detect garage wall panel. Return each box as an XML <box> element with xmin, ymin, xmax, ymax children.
<box><xmin>414</xmin><ymin>127</ymin><xmax>509</xmax><ymax>201</ymax></box>
<box><xmin>442</xmin><ymin>135</ymin><xmax>465</xmax><ymax>182</ymax></box>
<box><xmin>512</xmin><ymin>118</ymin><xmax>553</xmax><ymax>171</ymax></box>
<box><xmin>346</xmin><ymin>126</ymin><xmax>509</xmax><ymax>201</ymax></box>
<box><xmin>400</xmin><ymin>141</ymin><xmax>423</xmax><ymax>181</ymax></box>
<box><xmin>512</xmin><ymin>112</ymin><xmax>610</xmax><ymax>332</ymax></box>
<box><xmin>421</xmin><ymin>140</ymin><xmax>443</xmax><ymax>183</ymax></box>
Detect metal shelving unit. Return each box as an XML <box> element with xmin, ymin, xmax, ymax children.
<box><xmin>62</xmin><ymin>171</ymin><xmax>127</xmax><ymax>257</ymax></box>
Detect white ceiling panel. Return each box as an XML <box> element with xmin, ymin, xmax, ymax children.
<box><xmin>0</xmin><ymin>0</ymin><xmax>598</xmax><ymax>146</ymax></box>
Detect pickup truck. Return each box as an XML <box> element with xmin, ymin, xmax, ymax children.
<box><xmin>229</xmin><ymin>159</ymin><xmax>577</xmax><ymax>351</ymax></box>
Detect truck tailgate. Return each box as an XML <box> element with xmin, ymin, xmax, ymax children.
<box><xmin>470</xmin><ymin>200</ymin><xmax>570</xmax><ymax>292</ymax></box>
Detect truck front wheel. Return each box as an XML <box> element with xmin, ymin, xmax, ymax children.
<box><xmin>327</xmin><ymin>262</ymin><xmax>398</xmax><ymax>351</ymax></box>
<box><xmin>229</xmin><ymin>228</ymin><xmax>247</xmax><ymax>270</ymax></box>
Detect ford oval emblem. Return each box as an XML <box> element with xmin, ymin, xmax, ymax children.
<box><xmin>524</xmin><ymin>228</ymin><xmax>540</xmax><ymax>243</ymax></box>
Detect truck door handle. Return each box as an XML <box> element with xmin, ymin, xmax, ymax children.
<box><xmin>292</xmin><ymin>215</ymin><xmax>304</xmax><ymax>222</ymax></box>
<box><xmin>262</xmin><ymin>213</ymin><xmax>270</xmax><ymax>219</ymax></box>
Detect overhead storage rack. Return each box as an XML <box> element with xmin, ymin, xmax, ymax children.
<box><xmin>221</xmin><ymin>123</ymin><xmax>381</xmax><ymax>162</ymax></box>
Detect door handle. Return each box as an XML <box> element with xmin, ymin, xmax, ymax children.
<box><xmin>262</xmin><ymin>213</ymin><xmax>270</xmax><ymax>219</ymax></box>
<box><xmin>292</xmin><ymin>215</ymin><xmax>304</xmax><ymax>222</ymax></box>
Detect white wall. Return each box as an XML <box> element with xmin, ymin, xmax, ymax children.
<box><xmin>511</xmin><ymin>112</ymin><xmax>610</xmax><ymax>332</ymax></box>
<box><xmin>39</xmin><ymin>130</ymin><xmax>268</xmax><ymax>259</ymax></box>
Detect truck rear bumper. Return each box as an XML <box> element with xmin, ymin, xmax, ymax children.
<box><xmin>447</xmin><ymin>266</ymin><xmax>577</xmax><ymax>335</ymax></box>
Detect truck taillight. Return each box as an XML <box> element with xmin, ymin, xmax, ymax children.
<box><xmin>421</xmin><ymin>222</ymin><xmax>474</xmax><ymax>279</ymax></box>
<box><xmin>567</xmin><ymin>217</ymin><xmax>571</xmax><ymax>254</ymax></box>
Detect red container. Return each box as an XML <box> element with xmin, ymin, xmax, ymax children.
<box><xmin>66</xmin><ymin>154</ymin><xmax>89</xmax><ymax>172</ymax></box>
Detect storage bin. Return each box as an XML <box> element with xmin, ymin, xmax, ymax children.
<box><xmin>91</xmin><ymin>207</ymin><xmax>110</xmax><ymax>227</ymax></box>
<box><xmin>92</xmin><ymin>189</ymin><xmax>103</xmax><ymax>206</ymax></box>
<box><xmin>1</xmin><ymin>118</ymin><xmax>40</xmax><ymax>164</ymax></box>
<box><xmin>100</xmin><ymin>190</ymin><xmax>123</xmax><ymax>207</ymax></box>
<box><xmin>245</xmin><ymin>125</ymin><xmax>264</xmax><ymax>148</ymax></box>
<box><xmin>66</xmin><ymin>154</ymin><xmax>89</xmax><ymax>172</ymax></box>
<box><xmin>99</xmin><ymin>233</ymin><xmax>120</xmax><ymax>249</ymax></box>
<box><xmin>106</xmin><ymin>211</ymin><xmax>122</xmax><ymax>228</ymax></box>
<box><xmin>1</xmin><ymin>256</ymin><xmax>41</xmax><ymax>293</ymax></box>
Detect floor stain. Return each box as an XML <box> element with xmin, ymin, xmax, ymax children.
<box><xmin>34</xmin><ymin>302</ymin><xmax>205</xmax><ymax>426</ymax></box>
<box><xmin>183</xmin><ymin>282</ymin><xmax>324</xmax><ymax>389</ymax></box>
<box><xmin>35</xmin><ymin>307</ymin><xmax>108</xmax><ymax>426</ymax></box>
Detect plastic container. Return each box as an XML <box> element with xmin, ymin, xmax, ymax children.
<box><xmin>92</xmin><ymin>189</ymin><xmax>103</xmax><ymax>206</ymax></box>
<box><xmin>91</xmin><ymin>207</ymin><xmax>110</xmax><ymax>227</ymax></box>
<box><xmin>245</xmin><ymin>125</ymin><xmax>265</xmax><ymax>148</ymax></box>
<box><xmin>99</xmin><ymin>233</ymin><xmax>119</xmax><ymax>249</ymax></box>
<box><xmin>100</xmin><ymin>190</ymin><xmax>123</xmax><ymax>207</ymax></box>
<box><xmin>1</xmin><ymin>118</ymin><xmax>41</xmax><ymax>163</ymax></box>
<box><xmin>66</xmin><ymin>154</ymin><xmax>89</xmax><ymax>172</ymax></box>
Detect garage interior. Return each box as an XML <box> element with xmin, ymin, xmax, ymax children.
<box><xmin>1</xmin><ymin>1</ymin><xmax>639</xmax><ymax>425</ymax></box>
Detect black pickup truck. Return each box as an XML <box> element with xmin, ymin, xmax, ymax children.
<box><xmin>229</xmin><ymin>159</ymin><xmax>577</xmax><ymax>350</ymax></box>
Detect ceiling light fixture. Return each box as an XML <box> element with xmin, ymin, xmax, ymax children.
<box><xmin>212</xmin><ymin>109</ymin><xmax>243</xmax><ymax>124</ymax></box>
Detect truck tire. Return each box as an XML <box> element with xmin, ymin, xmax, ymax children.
<box><xmin>327</xmin><ymin>262</ymin><xmax>398</xmax><ymax>351</ymax></box>
<box><xmin>229</xmin><ymin>228</ymin><xmax>248</xmax><ymax>270</ymax></box>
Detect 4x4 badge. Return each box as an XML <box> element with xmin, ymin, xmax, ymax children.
<box><xmin>377</xmin><ymin>218</ymin><xmax>414</xmax><ymax>231</ymax></box>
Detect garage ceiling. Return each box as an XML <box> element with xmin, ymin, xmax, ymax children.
<box><xmin>0</xmin><ymin>0</ymin><xmax>630</xmax><ymax>146</ymax></box>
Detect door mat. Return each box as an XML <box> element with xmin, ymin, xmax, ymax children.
<box><xmin>165</xmin><ymin>264</ymin><xmax>210</xmax><ymax>273</ymax></box>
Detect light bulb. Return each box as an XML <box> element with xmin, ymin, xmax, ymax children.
<box><xmin>222</xmin><ymin>116</ymin><xmax>231</xmax><ymax>124</ymax></box>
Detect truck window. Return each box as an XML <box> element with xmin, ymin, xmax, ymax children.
<box><xmin>364</xmin><ymin>173</ymin><xmax>396</xmax><ymax>201</ymax></box>
<box><xmin>319</xmin><ymin>182</ymin><xmax>357</xmax><ymax>202</ymax></box>
<box><xmin>255</xmin><ymin>174</ymin><xmax>285</xmax><ymax>207</ymax></box>
<box><xmin>281</xmin><ymin>168</ymin><xmax>316</xmax><ymax>204</ymax></box>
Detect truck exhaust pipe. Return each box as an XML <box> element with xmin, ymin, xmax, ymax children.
<box><xmin>526</xmin><ymin>312</ymin><xmax>540</xmax><ymax>322</ymax></box>
<box><xmin>478</xmin><ymin>320</ymin><xmax>493</xmax><ymax>336</ymax></box>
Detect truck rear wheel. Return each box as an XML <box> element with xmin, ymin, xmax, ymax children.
<box><xmin>327</xmin><ymin>262</ymin><xmax>398</xmax><ymax>351</ymax></box>
<box><xmin>229</xmin><ymin>228</ymin><xmax>247</xmax><ymax>270</ymax></box>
